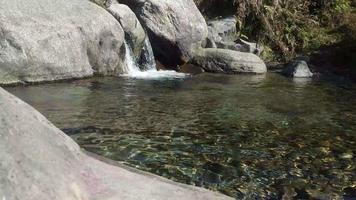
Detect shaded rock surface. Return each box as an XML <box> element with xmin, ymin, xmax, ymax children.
<box><xmin>206</xmin><ymin>16</ymin><xmax>238</xmax><ymax>48</ymax></box>
<box><xmin>120</xmin><ymin>0</ymin><xmax>208</xmax><ymax>68</ymax></box>
<box><xmin>0</xmin><ymin>0</ymin><xmax>125</xmax><ymax>85</ymax></box>
<box><xmin>206</xmin><ymin>17</ymin><xmax>263</xmax><ymax>55</ymax></box>
<box><xmin>283</xmin><ymin>60</ymin><xmax>313</xmax><ymax>78</ymax></box>
<box><xmin>178</xmin><ymin>63</ymin><xmax>205</xmax><ymax>75</ymax></box>
<box><xmin>191</xmin><ymin>48</ymin><xmax>267</xmax><ymax>74</ymax></box>
<box><xmin>235</xmin><ymin>39</ymin><xmax>264</xmax><ymax>56</ymax></box>
<box><xmin>0</xmin><ymin>87</ymin><xmax>233</xmax><ymax>200</ymax></box>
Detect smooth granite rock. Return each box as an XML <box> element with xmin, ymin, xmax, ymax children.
<box><xmin>191</xmin><ymin>48</ymin><xmax>267</xmax><ymax>74</ymax></box>
<box><xmin>0</xmin><ymin>87</ymin><xmax>233</xmax><ymax>200</ymax></box>
<box><xmin>0</xmin><ymin>0</ymin><xmax>125</xmax><ymax>85</ymax></box>
<box><xmin>120</xmin><ymin>0</ymin><xmax>208</xmax><ymax>68</ymax></box>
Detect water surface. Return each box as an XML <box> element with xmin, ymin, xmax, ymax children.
<box><xmin>6</xmin><ymin>73</ymin><xmax>356</xmax><ymax>199</ymax></box>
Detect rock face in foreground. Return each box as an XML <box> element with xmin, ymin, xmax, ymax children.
<box><xmin>283</xmin><ymin>60</ymin><xmax>313</xmax><ymax>78</ymax></box>
<box><xmin>0</xmin><ymin>0</ymin><xmax>125</xmax><ymax>85</ymax></box>
<box><xmin>0</xmin><ymin>87</ymin><xmax>232</xmax><ymax>200</ymax></box>
<box><xmin>121</xmin><ymin>0</ymin><xmax>208</xmax><ymax>68</ymax></box>
<box><xmin>191</xmin><ymin>48</ymin><xmax>267</xmax><ymax>74</ymax></box>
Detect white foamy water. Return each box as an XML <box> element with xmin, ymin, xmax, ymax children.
<box><xmin>122</xmin><ymin>41</ymin><xmax>188</xmax><ymax>80</ymax></box>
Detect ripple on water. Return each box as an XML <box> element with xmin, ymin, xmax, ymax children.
<box><xmin>5</xmin><ymin>73</ymin><xmax>356</xmax><ymax>199</ymax></box>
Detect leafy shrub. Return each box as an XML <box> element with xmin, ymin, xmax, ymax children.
<box><xmin>195</xmin><ymin>0</ymin><xmax>353</xmax><ymax>61</ymax></box>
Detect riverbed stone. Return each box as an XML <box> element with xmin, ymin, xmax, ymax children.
<box><xmin>0</xmin><ymin>87</ymin><xmax>233</xmax><ymax>200</ymax></box>
<box><xmin>191</xmin><ymin>48</ymin><xmax>267</xmax><ymax>74</ymax></box>
<box><xmin>120</xmin><ymin>0</ymin><xmax>208</xmax><ymax>68</ymax></box>
<box><xmin>283</xmin><ymin>60</ymin><xmax>313</xmax><ymax>78</ymax></box>
<box><xmin>0</xmin><ymin>0</ymin><xmax>125</xmax><ymax>85</ymax></box>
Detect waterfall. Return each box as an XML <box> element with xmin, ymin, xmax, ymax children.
<box><xmin>140</xmin><ymin>36</ymin><xmax>156</xmax><ymax>71</ymax></box>
<box><xmin>122</xmin><ymin>39</ymin><xmax>187</xmax><ymax>79</ymax></box>
<box><xmin>123</xmin><ymin>41</ymin><xmax>141</xmax><ymax>76</ymax></box>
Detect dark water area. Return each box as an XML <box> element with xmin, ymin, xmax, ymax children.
<box><xmin>5</xmin><ymin>73</ymin><xmax>356</xmax><ymax>199</ymax></box>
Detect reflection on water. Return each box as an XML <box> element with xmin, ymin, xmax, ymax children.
<box><xmin>5</xmin><ymin>73</ymin><xmax>356</xmax><ymax>199</ymax></box>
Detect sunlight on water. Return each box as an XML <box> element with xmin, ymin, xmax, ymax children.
<box><xmin>5</xmin><ymin>73</ymin><xmax>356</xmax><ymax>199</ymax></box>
<box><xmin>121</xmin><ymin>69</ymin><xmax>188</xmax><ymax>79</ymax></box>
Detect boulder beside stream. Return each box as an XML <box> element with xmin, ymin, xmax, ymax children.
<box><xmin>282</xmin><ymin>60</ymin><xmax>313</xmax><ymax>78</ymax></box>
<box><xmin>0</xmin><ymin>0</ymin><xmax>125</xmax><ymax>85</ymax></box>
<box><xmin>191</xmin><ymin>48</ymin><xmax>267</xmax><ymax>74</ymax></box>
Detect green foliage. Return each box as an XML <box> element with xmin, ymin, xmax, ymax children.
<box><xmin>195</xmin><ymin>0</ymin><xmax>353</xmax><ymax>62</ymax></box>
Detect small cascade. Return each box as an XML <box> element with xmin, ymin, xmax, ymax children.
<box><xmin>122</xmin><ymin>39</ymin><xmax>187</xmax><ymax>79</ymax></box>
<box><xmin>123</xmin><ymin>41</ymin><xmax>141</xmax><ymax>76</ymax></box>
<box><xmin>140</xmin><ymin>36</ymin><xmax>156</xmax><ymax>71</ymax></box>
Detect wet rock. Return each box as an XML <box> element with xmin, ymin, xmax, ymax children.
<box><xmin>0</xmin><ymin>87</ymin><xmax>233</xmax><ymax>200</ymax></box>
<box><xmin>107</xmin><ymin>3</ymin><xmax>146</xmax><ymax>59</ymax></box>
<box><xmin>191</xmin><ymin>48</ymin><xmax>267</xmax><ymax>74</ymax></box>
<box><xmin>282</xmin><ymin>60</ymin><xmax>313</xmax><ymax>78</ymax></box>
<box><xmin>0</xmin><ymin>0</ymin><xmax>125</xmax><ymax>85</ymax></box>
<box><xmin>120</xmin><ymin>0</ymin><xmax>208</xmax><ymax>68</ymax></box>
<box><xmin>178</xmin><ymin>63</ymin><xmax>205</xmax><ymax>75</ymax></box>
<box><xmin>155</xmin><ymin>60</ymin><xmax>169</xmax><ymax>70</ymax></box>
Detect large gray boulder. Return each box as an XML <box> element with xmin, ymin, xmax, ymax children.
<box><xmin>0</xmin><ymin>0</ymin><xmax>125</xmax><ymax>85</ymax></box>
<box><xmin>120</xmin><ymin>0</ymin><xmax>208</xmax><ymax>68</ymax></box>
<box><xmin>191</xmin><ymin>48</ymin><xmax>267</xmax><ymax>74</ymax></box>
<box><xmin>0</xmin><ymin>87</ymin><xmax>233</xmax><ymax>200</ymax></box>
<box><xmin>282</xmin><ymin>60</ymin><xmax>313</xmax><ymax>78</ymax></box>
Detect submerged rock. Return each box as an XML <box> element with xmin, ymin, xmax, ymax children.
<box><xmin>283</xmin><ymin>60</ymin><xmax>313</xmax><ymax>78</ymax></box>
<box><xmin>191</xmin><ymin>48</ymin><xmax>267</xmax><ymax>74</ymax></box>
<box><xmin>0</xmin><ymin>0</ymin><xmax>126</xmax><ymax>85</ymax></box>
<box><xmin>120</xmin><ymin>0</ymin><xmax>208</xmax><ymax>68</ymax></box>
<box><xmin>0</xmin><ymin>87</ymin><xmax>232</xmax><ymax>200</ymax></box>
